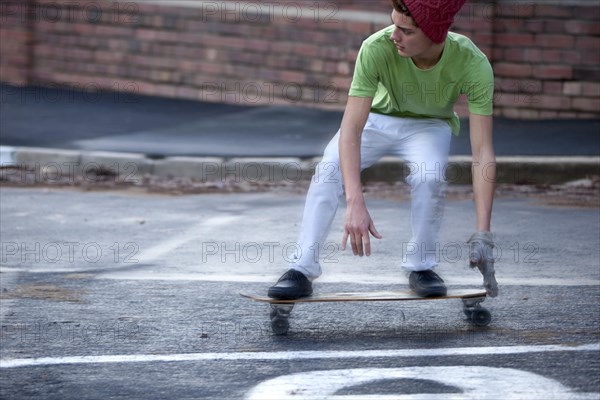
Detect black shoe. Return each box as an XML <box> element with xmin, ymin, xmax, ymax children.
<box><xmin>268</xmin><ymin>269</ymin><xmax>313</xmax><ymax>300</ymax></box>
<box><xmin>409</xmin><ymin>270</ymin><xmax>447</xmax><ymax>297</ymax></box>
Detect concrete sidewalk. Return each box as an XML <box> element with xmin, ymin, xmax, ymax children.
<box><xmin>1</xmin><ymin>84</ymin><xmax>599</xmax><ymax>184</ymax></box>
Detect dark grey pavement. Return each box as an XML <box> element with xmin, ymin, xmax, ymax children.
<box><xmin>1</xmin><ymin>81</ymin><xmax>599</xmax><ymax>398</ymax></box>
<box><xmin>1</xmin><ymin>188</ymin><xmax>599</xmax><ymax>399</ymax></box>
<box><xmin>1</xmin><ymin>80</ymin><xmax>600</xmax><ymax>399</ymax></box>
<box><xmin>2</xmin><ymin>84</ymin><xmax>599</xmax><ymax>158</ymax></box>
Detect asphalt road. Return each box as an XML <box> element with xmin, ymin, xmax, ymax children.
<box><xmin>2</xmin><ymin>84</ymin><xmax>600</xmax><ymax>158</ymax></box>
<box><xmin>1</xmin><ymin>187</ymin><xmax>599</xmax><ymax>399</ymax></box>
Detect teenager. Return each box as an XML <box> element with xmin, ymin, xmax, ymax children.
<box><xmin>268</xmin><ymin>0</ymin><xmax>498</xmax><ymax>300</ymax></box>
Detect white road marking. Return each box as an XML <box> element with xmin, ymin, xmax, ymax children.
<box><xmin>91</xmin><ymin>274</ymin><xmax>600</xmax><ymax>287</ymax></box>
<box><xmin>1</xmin><ymin>343</ymin><xmax>598</xmax><ymax>369</ymax></box>
<box><xmin>2</xmin><ymin>265</ymin><xmax>598</xmax><ymax>287</ymax></box>
<box><xmin>132</xmin><ymin>215</ymin><xmax>240</xmax><ymax>264</ymax></box>
<box><xmin>246</xmin><ymin>366</ymin><xmax>588</xmax><ymax>400</ymax></box>
<box><xmin>1</xmin><ymin>266</ymin><xmax>597</xmax><ymax>287</ymax></box>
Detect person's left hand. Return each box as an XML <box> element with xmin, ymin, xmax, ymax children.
<box><xmin>468</xmin><ymin>231</ymin><xmax>499</xmax><ymax>297</ymax></box>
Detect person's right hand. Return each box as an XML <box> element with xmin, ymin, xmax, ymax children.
<box><xmin>341</xmin><ymin>201</ymin><xmax>382</xmax><ymax>257</ymax></box>
<box><xmin>468</xmin><ymin>231</ymin><xmax>499</xmax><ymax>297</ymax></box>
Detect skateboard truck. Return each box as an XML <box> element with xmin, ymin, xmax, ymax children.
<box><xmin>269</xmin><ymin>304</ymin><xmax>294</xmax><ymax>335</ymax></box>
<box><xmin>462</xmin><ymin>296</ymin><xmax>491</xmax><ymax>327</ymax></box>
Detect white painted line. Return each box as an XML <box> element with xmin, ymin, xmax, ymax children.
<box><xmin>246</xmin><ymin>366</ymin><xmax>589</xmax><ymax>400</ymax></box>
<box><xmin>1</xmin><ymin>343</ymin><xmax>598</xmax><ymax>369</ymax></box>
<box><xmin>1</xmin><ymin>267</ymin><xmax>598</xmax><ymax>287</ymax></box>
<box><xmin>92</xmin><ymin>274</ymin><xmax>600</xmax><ymax>287</ymax></box>
<box><xmin>137</xmin><ymin>215</ymin><xmax>240</xmax><ymax>264</ymax></box>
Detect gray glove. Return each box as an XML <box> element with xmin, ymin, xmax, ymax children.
<box><xmin>467</xmin><ymin>231</ymin><xmax>499</xmax><ymax>297</ymax></box>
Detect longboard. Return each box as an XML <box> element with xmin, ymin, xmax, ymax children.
<box><xmin>241</xmin><ymin>289</ymin><xmax>490</xmax><ymax>335</ymax></box>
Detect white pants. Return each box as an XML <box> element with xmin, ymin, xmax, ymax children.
<box><xmin>290</xmin><ymin>113</ymin><xmax>452</xmax><ymax>280</ymax></box>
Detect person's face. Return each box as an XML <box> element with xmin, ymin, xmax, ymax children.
<box><xmin>389</xmin><ymin>9</ymin><xmax>434</xmax><ymax>58</ymax></box>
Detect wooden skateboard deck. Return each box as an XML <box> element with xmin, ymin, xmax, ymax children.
<box><xmin>241</xmin><ymin>289</ymin><xmax>487</xmax><ymax>304</ymax></box>
<box><xmin>241</xmin><ymin>289</ymin><xmax>491</xmax><ymax>335</ymax></box>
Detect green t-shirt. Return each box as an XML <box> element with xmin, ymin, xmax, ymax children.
<box><xmin>349</xmin><ymin>26</ymin><xmax>494</xmax><ymax>135</ymax></box>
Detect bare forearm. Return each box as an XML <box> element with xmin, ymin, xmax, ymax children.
<box><xmin>472</xmin><ymin>152</ymin><xmax>495</xmax><ymax>231</ymax></box>
<box><xmin>469</xmin><ymin>114</ymin><xmax>496</xmax><ymax>232</ymax></box>
<box><xmin>339</xmin><ymin>121</ymin><xmax>363</xmax><ymax>204</ymax></box>
<box><xmin>339</xmin><ymin>97</ymin><xmax>372</xmax><ymax>204</ymax></box>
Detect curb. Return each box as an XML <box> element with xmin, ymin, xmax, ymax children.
<box><xmin>1</xmin><ymin>146</ymin><xmax>598</xmax><ymax>185</ymax></box>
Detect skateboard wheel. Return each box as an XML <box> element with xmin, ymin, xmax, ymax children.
<box><xmin>270</xmin><ymin>304</ymin><xmax>293</xmax><ymax>320</ymax></box>
<box><xmin>463</xmin><ymin>308</ymin><xmax>473</xmax><ymax>319</ymax></box>
<box><xmin>271</xmin><ymin>317</ymin><xmax>289</xmax><ymax>335</ymax></box>
<box><xmin>470</xmin><ymin>308</ymin><xmax>492</xmax><ymax>327</ymax></box>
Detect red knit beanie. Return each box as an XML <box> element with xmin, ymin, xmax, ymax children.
<box><xmin>402</xmin><ymin>0</ymin><xmax>467</xmax><ymax>44</ymax></box>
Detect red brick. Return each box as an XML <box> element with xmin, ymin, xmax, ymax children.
<box><xmin>563</xmin><ymin>82</ymin><xmax>582</xmax><ymax>96</ymax></box>
<box><xmin>560</xmin><ymin>50</ymin><xmax>583</xmax><ymax>66</ymax></box>
<box><xmin>95</xmin><ymin>25</ymin><xmax>133</xmax><ymax>37</ymax></box>
<box><xmin>293</xmin><ymin>43</ymin><xmax>319</xmax><ymax>57</ymax></box>
<box><xmin>107</xmin><ymin>39</ymin><xmax>129</xmax><ymax>51</ymax></box>
<box><xmin>279</xmin><ymin>70</ymin><xmax>307</xmax><ymax>83</ymax></box>
<box><xmin>503</xmin><ymin>49</ymin><xmax>524</xmax><ymax>62</ymax></box>
<box><xmin>538</xmin><ymin>95</ymin><xmax>571</xmax><ymax>110</ymax></box>
<box><xmin>343</xmin><ymin>20</ymin><xmax>372</xmax><ymax>34</ymax></box>
<box><xmin>541</xmin><ymin>50</ymin><xmax>562</xmax><ymax>63</ymax></box>
<box><xmin>494</xmin><ymin>19</ymin><xmax>524</xmax><ymax>32</ymax></box>
<box><xmin>534</xmin><ymin>5</ymin><xmax>572</xmax><ymax>19</ymax></box>
<box><xmin>572</xmin><ymin>6</ymin><xmax>600</xmax><ymax>21</ymax></box>
<box><xmin>492</xmin><ymin>92</ymin><xmax>520</xmax><ymax>107</ymax></box>
<box><xmin>582</xmin><ymin>82</ymin><xmax>600</xmax><ymax>97</ymax></box>
<box><xmin>492</xmin><ymin>48</ymin><xmax>504</xmax><ymax>61</ymax></box>
<box><xmin>497</xmin><ymin>3</ymin><xmax>536</xmax><ymax>19</ymax></box>
<box><xmin>522</xmin><ymin>48</ymin><xmax>543</xmax><ymax>62</ymax></box>
<box><xmin>564</xmin><ymin>20</ymin><xmax>600</xmax><ymax>35</ymax></box>
<box><xmin>135</xmin><ymin>29</ymin><xmax>157</xmax><ymax>40</ymax></box>
<box><xmin>330</xmin><ymin>75</ymin><xmax>352</xmax><ymax>91</ymax></box>
<box><xmin>495</xmin><ymin>33</ymin><xmax>533</xmax><ymax>47</ymax></box>
<box><xmin>473</xmin><ymin>33</ymin><xmax>493</xmax><ymax>46</ymax></box>
<box><xmin>534</xmin><ymin>65</ymin><xmax>572</xmax><ymax>80</ymax></box>
<box><xmin>543</xmin><ymin>81</ymin><xmax>563</xmax><ymax>94</ymax></box>
<box><xmin>574</xmin><ymin>65</ymin><xmax>600</xmax><ymax>81</ymax></box>
<box><xmin>494</xmin><ymin>62</ymin><xmax>532</xmax><ymax>78</ymax></box>
<box><xmin>544</xmin><ymin>20</ymin><xmax>567</xmax><ymax>34</ymax></box>
<box><xmin>572</xmin><ymin>97</ymin><xmax>600</xmax><ymax>112</ymax></box>
<box><xmin>524</xmin><ymin>20</ymin><xmax>544</xmax><ymax>33</ymax></box>
<box><xmin>535</xmin><ymin>34</ymin><xmax>575</xmax><ymax>49</ymax></box>
<box><xmin>576</xmin><ymin>37</ymin><xmax>600</xmax><ymax>51</ymax></box>
<box><xmin>246</xmin><ymin>38</ymin><xmax>270</xmax><ymax>52</ymax></box>
<box><xmin>337</xmin><ymin>61</ymin><xmax>351</xmax><ymax>75</ymax></box>
<box><xmin>581</xmin><ymin>55</ymin><xmax>600</xmax><ymax>66</ymax></box>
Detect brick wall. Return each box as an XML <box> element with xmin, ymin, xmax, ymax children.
<box><xmin>0</xmin><ymin>0</ymin><xmax>34</xmax><ymax>85</ymax></box>
<box><xmin>489</xmin><ymin>2</ymin><xmax>600</xmax><ymax>118</ymax></box>
<box><xmin>1</xmin><ymin>0</ymin><xmax>599</xmax><ymax>118</ymax></box>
